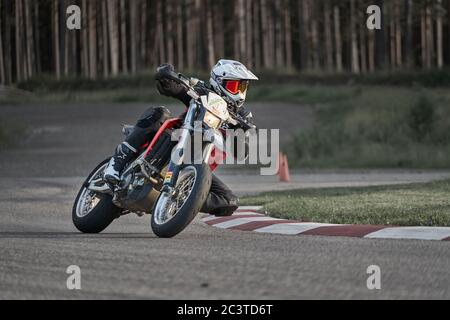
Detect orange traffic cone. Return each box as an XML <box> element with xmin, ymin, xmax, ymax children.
<box><xmin>278</xmin><ymin>152</ymin><xmax>291</xmax><ymax>183</ymax></box>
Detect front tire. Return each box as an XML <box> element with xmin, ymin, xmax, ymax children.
<box><xmin>72</xmin><ymin>159</ymin><xmax>122</xmax><ymax>233</ymax></box>
<box><xmin>151</xmin><ymin>163</ymin><xmax>212</xmax><ymax>238</ymax></box>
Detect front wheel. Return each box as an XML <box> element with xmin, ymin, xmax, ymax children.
<box><xmin>151</xmin><ymin>163</ymin><xmax>212</xmax><ymax>238</ymax></box>
<box><xmin>72</xmin><ymin>159</ymin><xmax>122</xmax><ymax>233</ymax></box>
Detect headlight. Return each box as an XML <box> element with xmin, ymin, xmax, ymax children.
<box><xmin>203</xmin><ymin>111</ymin><xmax>221</xmax><ymax>129</ymax></box>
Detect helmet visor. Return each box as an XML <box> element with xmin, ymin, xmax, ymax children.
<box><xmin>224</xmin><ymin>80</ymin><xmax>249</xmax><ymax>95</ymax></box>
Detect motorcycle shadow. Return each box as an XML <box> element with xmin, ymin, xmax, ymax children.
<box><xmin>0</xmin><ymin>232</ymin><xmax>161</xmax><ymax>239</ymax></box>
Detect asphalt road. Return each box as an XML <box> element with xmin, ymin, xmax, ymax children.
<box><xmin>0</xmin><ymin>102</ymin><xmax>449</xmax><ymax>299</ymax></box>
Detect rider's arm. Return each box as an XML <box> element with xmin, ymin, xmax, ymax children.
<box><xmin>155</xmin><ymin>64</ymin><xmax>192</xmax><ymax>107</ymax></box>
<box><xmin>155</xmin><ymin>64</ymin><xmax>210</xmax><ymax>108</ymax></box>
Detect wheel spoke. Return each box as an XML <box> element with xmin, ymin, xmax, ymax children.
<box><xmin>153</xmin><ymin>167</ymin><xmax>197</xmax><ymax>225</ymax></box>
<box><xmin>76</xmin><ymin>164</ymin><xmax>106</xmax><ymax>218</ymax></box>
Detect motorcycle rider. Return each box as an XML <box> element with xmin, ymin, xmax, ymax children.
<box><xmin>103</xmin><ymin>59</ymin><xmax>258</xmax><ymax>216</ymax></box>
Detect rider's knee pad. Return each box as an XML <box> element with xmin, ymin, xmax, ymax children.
<box><xmin>136</xmin><ymin>106</ymin><xmax>171</xmax><ymax>131</ymax></box>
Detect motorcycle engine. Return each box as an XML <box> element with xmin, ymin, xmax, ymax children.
<box><xmin>115</xmin><ymin>172</ymin><xmax>160</xmax><ymax>214</ymax></box>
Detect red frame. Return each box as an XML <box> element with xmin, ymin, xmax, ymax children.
<box><xmin>143</xmin><ymin>118</ymin><xmax>182</xmax><ymax>158</ymax></box>
<box><xmin>142</xmin><ymin>118</ymin><xmax>224</xmax><ymax>172</ymax></box>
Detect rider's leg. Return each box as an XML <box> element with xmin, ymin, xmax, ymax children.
<box><xmin>201</xmin><ymin>174</ymin><xmax>239</xmax><ymax>216</ymax></box>
<box><xmin>104</xmin><ymin>106</ymin><xmax>171</xmax><ymax>185</ymax></box>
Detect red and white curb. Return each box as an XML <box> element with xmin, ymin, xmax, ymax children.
<box><xmin>201</xmin><ymin>206</ymin><xmax>450</xmax><ymax>241</ymax></box>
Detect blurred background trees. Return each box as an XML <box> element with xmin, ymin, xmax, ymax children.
<box><xmin>1</xmin><ymin>0</ymin><xmax>450</xmax><ymax>85</ymax></box>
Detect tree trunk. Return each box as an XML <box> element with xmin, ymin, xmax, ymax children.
<box><xmin>120</xmin><ymin>0</ymin><xmax>128</xmax><ymax>73</ymax></box>
<box><xmin>237</xmin><ymin>0</ymin><xmax>246</xmax><ymax>62</ymax></box>
<box><xmin>299</xmin><ymin>0</ymin><xmax>311</xmax><ymax>70</ymax></box>
<box><xmin>253</xmin><ymin>2</ymin><xmax>261</xmax><ymax>69</ymax></box>
<box><xmin>394</xmin><ymin>0</ymin><xmax>402</xmax><ymax>68</ymax></box>
<box><xmin>436</xmin><ymin>0</ymin><xmax>444</xmax><ymax>68</ymax></box>
<box><xmin>205</xmin><ymin>0</ymin><xmax>215</xmax><ymax>68</ymax></box>
<box><xmin>52</xmin><ymin>0</ymin><xmax>60</xmax><ymax>80</ymax></box>
<box><xmin>213</xmin><ymin>1</ymin><xmax>224</xmax><ymax>61</ymax></box>
<box><xmin>140</xmin><ymin>0</ymin><xmax>147</xmax><ymax>70</ymax></box>
<box><xmin>81</xmin><ymin>0</ymin><xmax>89</xmax><ymax>77</ymax></box>
<box><xmin>360</xmin><ymin>9</ymin><xmax>367</xmax><ymax>73</ymax></box>
<box><xmin>245</xmin><ymin>0</ymin><xmax>253</xmax><ymax>67</ymax></box>
<box><xmin>405</xmin><ymin>0</ymin><xmax>414</xmax><ymax>68</ymax></box>
<box><xmin>64</xmin><ymin>0</ymin><xmax>70</xmax><ymax>76</ymax></box>
<box><xmin>130</xmin><ymin>0</ymin><xmax>137</xmax><ymax>72</ymax></box>
<box><xmin>375</xmin><ymin>0</ymin><xmax>387</xmax><ymax>69</ymax></box>
<box><xmin>25</xmin><ymin>0</ymin><xmax>34</xmax><ymax>78</ymax></box>
<box><xmin>333</xmin><ymin>5</ymin><xmax>343</xmax><ymax>72</ymax></box>
<box><xmin>323</xmin><ymin>1</ymin><xmax>333</xmax><ymax>72</ymax></box>
<box><xmin>102</xmin><ymin>0</ymin><xmax>109</xmax><ymax>77</ymax></box>
<box><xmin>69</xmin><ymin>0</ymin><xmax>77</xmax><ymax>75</ymax></box>
<box><xmin>448</xmin><ymin>0</ymin><xmax>450</xmax><ymax>65</ymax></box>
<box><xmin>350</xmin><ymin>0</ymin><xmax>360</xmax><ymax>73</ymax></box>
<box><xmin>389</xmin><ymin>1</ymin><xmax>395</xmax><ymax>69</ymax></box>
<box><xmin>261</xmin><ymin>0</ymin><xmax>270</xmax><ymax>68</ymax></box>
<box><xmin>107</xmin><ymin>0</ymin><xmax>119</xmax><ymax>76</ymax></box>
<box><xmin>267</xmin><ymin>0</ymin><xmax>275</xmax><ymax>67</ymax></box>
<box><xmin>166</xmin><ymin>0</ymin><xmax>175</xmax><ymax>65</ymax></box>
<box><xmin>274</xmin><ymin>0</ymin><xmax>283</xmax><ymax>67</ymax></box>
<box><xmin>421</xmin><ymin>4</ymin><xmax>427</xmax><ymax>68</ymax></box>
<box><xmin>186</xmin><ymin>0</ymin><xmax>195</xmax><ymax>69</ymax></box>
<box><xmin>176</xmin><ymin>1</ymin><xmax>184</xmax><ymax>70</ymax></box>
<box><xmin>21</xmin><ymin>0</ymin><xmax>28</xmax><ymax>80</ymax></box>
<box><xmin>0</xmin><ymin>0</ymin><xmax>5</xmax><ymax>84</ymax></box>
<box><xmin>4</xmin><ymin>0</ymin><xmax>12</xmax><ymax>84</ymax></box>
<box><xmin>368</xmin><ymin>30</ymin><xmax>376</xmax><ymax>72</ymax></box>
<box><xmin>89</xmin><ymin>0</ymin><xmax>97</xmax><ymax>79</ymax></box>
<box><xmin>310</xmin><ymin>1</ymin><xmax>319</xmax><ymax>70</ymax></box>
<box><xmin>33</xmin><ymin>2</ymin><xmax>41</xmax><ymax>74</ymax></box>
<box><xmin>425</xmin><ymin>2</ymin><xmax>434</xmax><ymax>68</ymax></box>
<box><xmin>284</xmin><ymin>0</ymin><xmax>293</xmax><ymax>70</ymax></box>
<box><xmin>15</xmin><ymin>0</ymin><xmax>21</xmax><ymax>82</ymax></box>
<box><xmin>156</xmin><ymin>0</ymin><xmax>165</xmax><ymax>65</ymax></box>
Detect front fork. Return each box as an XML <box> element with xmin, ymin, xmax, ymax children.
<box><xmin>162</xmin><ymin>102</ymin><xmax>214</xmax><ymax>191</ymax></box>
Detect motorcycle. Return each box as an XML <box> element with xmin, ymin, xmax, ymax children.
<box><xmin>72</xmin><ymin>70</ymin><xmax>255</xmax><ymax>238</ymax></box>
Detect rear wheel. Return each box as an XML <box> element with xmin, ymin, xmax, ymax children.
<box><xmin>72</xmin><ymin>159</ymin><xmax>122</xmax><ymax>233</ymax></box>
<box><xmin>151</xmin><ymin>163</ymin><xmax>212</xmax><ymax>238</ymax></box>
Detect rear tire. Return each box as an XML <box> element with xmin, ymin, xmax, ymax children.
<box><xmin>151</xmin><ymin>163</ymin><xmax>212</xmax><ymax>238</ymax></box>
<box><xmin>72</xmin><ymin>159</ymin><xmax>122</xmax><ymax>233</ymax></box>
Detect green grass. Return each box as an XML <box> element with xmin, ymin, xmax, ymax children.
<box><xmin>240</xmin><ymin>180</ymin><xmax>450</xmax><ymax>226</ymax></box>
<box><xmin>280</xmin><ymin>85</ymin><xmax>450</xmax><ymax>169</ymax></box>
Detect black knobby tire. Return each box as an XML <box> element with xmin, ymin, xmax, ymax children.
<box><xmin>72</xmin><ymin>158</ymin><xmax>122</xmax><ymax>233</ymax></box>
<box><xmin>151</xmin><ymin>163</ymin><xmax>212</xmax><ymax>238</ymax></box>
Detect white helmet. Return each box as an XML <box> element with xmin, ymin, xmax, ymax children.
<box><xmin>210</xmin><ymin>59</ymin><xmax>259</xmax><ymax>108</ymax></box>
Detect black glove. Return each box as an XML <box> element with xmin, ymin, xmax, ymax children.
<box><xmin>155</xmin><ymin>64</ymin><xmax>186</xmax><ymax>97</ymax></box>
<box><xmin>238</xmin><ymin>107</ymin><xmax>252</xmax><ymax>121</ymax></box>
<box><xmin>236</xmin><ymin>107</ymin><xmax>256</xmax><ymax>130</ymax></box>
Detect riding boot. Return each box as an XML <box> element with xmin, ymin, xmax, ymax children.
<box><xmin>201</xmin><ymin>174</ymin><xmax>239</xmax><ymax>216</ymax></box>
<box><xmin>103</xmin><ymin>142</ymin><xmax>138</xmax><ymax>186</ymax></box>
